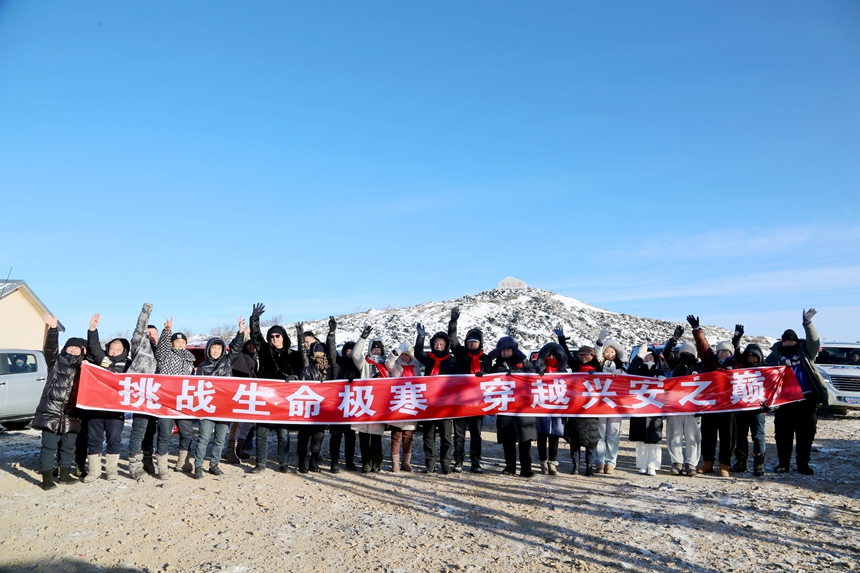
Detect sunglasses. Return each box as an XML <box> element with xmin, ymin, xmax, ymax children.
<box><xmin>268</xmin><ymin>334</ymin><xmax>283</xmax><ymax>340</ymax></box>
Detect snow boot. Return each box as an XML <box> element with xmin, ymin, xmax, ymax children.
<box><xmin>391</xmin><ymin>454</ymin><xmax>401</xmax><ymax>473</ymax></box>
<box><xmin>194</xmin><ymin>467</ymin><xmax>204</xmax><ymax>480</ymax></box>
<box><xmin>208</xmin><ymin>463</ymin><xmax>224</xmax><ymax>476</ymax></box>
<box><xmin>156</xmin><ymin>454</ymin><xmax>170</xmax><ymax>480</ymax></box>
<box><xmin>128</xmin><ymin>453</ymin><xmax>145</xmax><ymax>480</ymax></box>
<box><xmin>570</xmin><ymin>450</ymin><xmax>580</xmax><ymax>475</ymax></box>
<box><xmin>519</xmin><ymin>441</ymin><xmax>534</xmax><ymax>478</ymax></box>
<box><xmin>584</xmin><ymin>449</ymin><xmax>594</xmax><ymax>477</ymax></box>
<box><xmin>298</xmin><ymin>452</ymin><xmax>309</xmax><ymax>474</ymax></box>
<box><xmin>142</xmin><ymin>451</ymin><xmax>156</xmax><ymax>475</ymax></box>
<box><xmin>540</xmin><ymin>460</ymin><xmax>549</xmax><ymax>475</ymax></box>
<box><xmin>223</xmin><ymin>440</ymin><xmax>241</xmax><ymax>464</ymax></box>
<box><xmin>250</xmin><ymin>464</ymin><xmax>266</xmax><ymax>474</ymax></box>
<box><xmin>732</xmin><ymin>452</ymin><xmax>748</xmax><ymax>473</ymax></box>
<box><xmin>696</xmin><ymin>460</ymin><xmax>714</xmax><ymax>474</ymax></box>
<box><xmin>548</xmin><ymin>460</ymin><xmax>558</xmax><ymax>476</ymax></box>
<box><xmin>83</xmin><ymin>455</ymin><xmax>101</xmax><ymax>483</ymax></box>
<box><xmin>105</xmin><ymin>454</ymin><xmax>120</xmax><ymax>481</ymax></box>
<box><xmin>604</xmin><ymin>464</ymin><xmax>615</xmax><ymax>475</ymax></box>
<box><xmin>753</xmin><ymin>454</ymin><xmax>765</xmax><ymax>477</ymax></box>
<box><xmin>501</xmin><ymin>442</ymin><xmax>517</xmax><ymax>475</ymax></box>
<box><xmin>671</xmin><ymin>463</ymin><xmax>683</xmax><ymax>476</ymax></box>
<box><xmin>58</xmin><ymin>466</ymin><xmax>78</xmax><ymax>485</ymax></box>
<box><xmin>719</xmin><ymin>463</ymin><xmax>731</xmax><ymax>477</ymax></box>
<box><xmin>42</xmin><ymin>470</ymin><xmax>57</xmax><ymax>491</ymax></box>
<box><xmin>595</xmin><ymin>463</ymin><xmax>604</xmax><ymax>474</ymax></box>
<box><xmin>235</xmin><ymin>439</ymin><xmax>251</xmax><ymax>460</ymax></box>
<box><xmin>401</xmin><ymin>451</ymin><xmax>413</xmax><ymax>473</ymax></box>
<box><xmin>175</xmin><ymin>449</ymin><xmax>193</xmax><ymax>473</ymax></box>
<box><xmin>684</xmin><ymin>463</ymin><xmax>697</xmax><ymax>477</ymax></box>
<box><xmin>309</xmin><ymin>452</ymin><xmax>321</xmax><ymax>473</ymax></box>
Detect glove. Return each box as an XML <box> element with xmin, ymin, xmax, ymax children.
<box><xmin>686</xmin><ymin>315</ymin><xmax>700</xmax><ymax>329</ymax></box>
<box><xmin>475</xmin><ymin>370</ymin><xmax>484</xmax><ymax>378</ymax></box>
<box><xmin>251</xmin><ymin>303</ymin><xmax>265</xmax><ymax>319</ymax></box>
<box><xmin>329</xmin><ymin>316</ymin><xmax>337</xmax><ymax>333</ymax></box>
<box><xmin>734</xmin><ymin>324</ymin><xmax>744</xmax><ymax>338</ymax></box>
<box><xmin>450</xmin><ymin>307</ymin><xmax>460</xmax><ymax>322</ymax></box>
<box><xmin>553</xmin><ymin>327</ymin><xmax>565</xmax><ymax>340</ymax></box>
<box><xmin>637</xmin><ymin>344</ymin><xmax>648</xmax><ymax>359</ymax></box>
<box><xmin>416</xmin><ymin>323</ymin><xmax>426</xmax><ymax>337</ymax></box>
<box><xmin>803</xmin><ymin>308</ymin><xmax>817</xmax><ymax>324</ymax></box>
<box><xmin>672</xmin><ymin>325</ymin><xmax>685</xmax><ymax>342</ymax></box>
<box><xmin>596</xmin><ymin>328</ymin><xmax>609</xmax><ymax>345</ymax></box>
<box><xmin>759</xmin><ymin>404</ymin><xmax>772</xmax><ymax>414</ymax></box>
<box><xmin>360</xmin><ymin>325</ymin><xmax>372</xmax><ymax>339</ymax></box>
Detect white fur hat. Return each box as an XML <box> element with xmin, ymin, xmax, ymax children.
<box><xmin>396</xmin><ymin>342</ymin><xmax>414</xmax><ymax>357</ymax></box>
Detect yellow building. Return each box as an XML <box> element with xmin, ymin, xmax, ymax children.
<box><xmin>0</xmin><ymin>280</ymin><xmax>64</xmax><ymax>350</ymax></box>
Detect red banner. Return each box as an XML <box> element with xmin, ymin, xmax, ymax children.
<box><xmin>75</xmin><ymin>363</ymin><xmax>804</xmax><ymax>424</ymax></box>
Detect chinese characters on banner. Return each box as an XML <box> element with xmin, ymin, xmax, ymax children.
<box><xmin>76</xmin><ymin>363</ymin><xmax>804</xmax><ymax>424</ymax></box>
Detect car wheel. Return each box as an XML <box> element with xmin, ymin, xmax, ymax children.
<box><xmin>1</xmin><ymin>420</ymin><xmax>31</xmax><ymax>431</ymax></box>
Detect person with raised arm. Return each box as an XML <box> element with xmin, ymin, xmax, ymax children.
<box><xmin>414</xmin><ymin>323</ymin><xmax>462</xmax><ymax>474</ymax></box>
<box><xmin>32</xmin><ymin>315</ymin><xmax>86</xmax><ymax>491</ymax></box>
<box><xmin>125</xmin><ymin>303</ymin><xmax>163</xmax><ymax>480</ymax></box>
<box><xmin>83</xmin><ymin>313</ymin><xmax>129</xmax><ymax>483</ymax></box>
<box><xmin>192</xmin><ymin>316</ymin><xmax>246</xmax><ymax>479</ymax></box>
<box><xmin>351</xmin><ymin>324</ymin><xmax>388</xmax><ymax>473</ymax></box>
<box><xmin>447</xmin><ymin>306</ymin><xmax>491</xmax><ymax>473</ymax></box>
<box><xmin>248</xmin><ymin>303</ymin><xmax>302</xmax><ymax>473</ymax></box>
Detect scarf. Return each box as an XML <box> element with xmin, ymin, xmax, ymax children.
<box><xmin>365</xmin><ymin>355</ymin><xmax>389</xmax><ymax>378</ymax></box>
<box><xmin>545</xmin><ymin>354</ymin><xmax>559</xmax><ymax>373</ymax></box>
<box><xmin>401</xmin><ymin>363</ymin><xmax>416</xmax><ymax>377</ymax></box>
<box><xmin>467</xmin><ymin>350</ymin><xmax>484</xmax><ymax>374</ymax></box>
<box><xmin>425</xmin><ymin>353</ymin><xmax>447</xmax><ymax>376</ymax></box>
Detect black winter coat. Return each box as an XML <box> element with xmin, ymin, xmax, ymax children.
<box><xmin>196</xmin><ymin>331</ymin><xmax>245</xmax><ymax>377</ymax></box>
<box><xmin>86</xmin><ymin>329</ymin><xmax>129</xmax><ymax>421</ymax></box>
<box><xmin>559</xmin><ymin>347</ymin><xmax>601</xmax><ymax>449</ymax></box>
<box><xmin>627</xmin><ymin>354</ymin><xmax>663</xmax><ymax>444</ymax></box>
<box><xmin>448</xmin><ymin>320</ymin><xmax>492</xmax><ymax>375</ymax></box>
<box><xmin>31</xmin><ymin>328</ymin><xmax>82</xmax><ymax>434</ymax></box>
<box><xmin>414</xmin><ymin>332</ymin><xmax>462</xmax><ymax>376</ymax></box>
<box><xmin>488</xmin><ymin>345</ymin><xmax>537</xmax><ymax>444</ymax></box>
<box><xmin>250</xmin><ymin>316</ymin><xmax>302</xmax><ymax>380</ymax></box>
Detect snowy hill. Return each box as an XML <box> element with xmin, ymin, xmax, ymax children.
<box><xmin>216</xmin><ymin>287</ymin><xmax>776</xmax><ymax>357</ymax></box>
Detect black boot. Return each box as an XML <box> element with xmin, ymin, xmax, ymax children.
<box><xmin>519</xmin><ymin>441</ymin><xmax>534</xmax><ymax>478</ymax></box>
<box><xmin>41</xmin><ymin>470</ymin><xmax>56</xmax><ymax>491</ymax></box>
<box><xmin>142</xmin><ymin>451</ymin><xmax>156</xmax><ymax>474</ymax></box>
<box><xmin>570</xmin><ymin>449</ymin><xmax>580</xmax><ymax>475</ymax></box>
<box><xmin>584</xmin><ymin>449</ymin><xmax>594</xmax><ymax>476</ymax></box>
<box><xmin>309</xmin><ymin>452</ymin><xmax>321</xmax><ymax>473</ymax></box>
<box><xmin>753</xmin><ymin>454</ymin><xmax>765</xmax><ymax>477</ymax></box>
<box><xmin>298</xmin><ymin>453</ymin><xmax>308</xmax><ymax>474</ymax></box>
<box><xmin>502</xmin><ymin>441</ymin><xmax>517</xmax><ymax>475</ymax></box>
<box><xmin>731</xmin><ymin>451</ymin><xmax>748</xmax><ymax>473</ymax></box>
<box><xmin>58</xmin><ymin>466</ymin><xmax>78</xmax><ymax>484</ymax></box>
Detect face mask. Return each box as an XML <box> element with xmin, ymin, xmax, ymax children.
<box><xmin>64</xmin><ymin>352</ymin><xmax>83</xmax><ymax>366</ymax></box>
<box><xmin>680</xmin><ymin>354</ymin><xmax>696</xmax><ymax>366</ymax></box>
<box><xmin>780</xmin><ymin>344</ymin><xmax>798</xmax><ymax>356</ymax></box>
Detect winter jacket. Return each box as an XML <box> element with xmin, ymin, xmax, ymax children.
<box><xmin>87</xmin><ymin>330</ymin><xmax>130</xmax><ymax>374</ymax></box>
<box><xmin>415</xmin><ymin>332</ymin><xmax>463</xmax><ymax>376</ymax></box>
<box><xmin>663</xmin><ymin>338</ymin><xmax>703</xmax><ymax>377</ymax></box>
<box><xmin>595</xmin><ymin>338</ymin><xmax>627</xmax><ymax>373</ymax></box>
<box><xmin>128</xmin><ymin>303</ymin><xmax>157</xmax><ymax>375</ymax></box>
<box><xmin>336</xmin><ymin>341</ymin><xmax>362</xmax><ymax>381</ymax></box>
<box><xmin>379</xmin><ymin>353</ymin><xmax>422</xmax><ymax>431</ymax></box>
<box><xmin>86</xmin><ymin>329</ymin><xmax>130</xmax><ymax>421</ymax></box>
<box><xmin>299</xmin><ymin>332</ymin><xmax>342</xmax><ymax>382</ymax></box>
<box><xmin>692</xmin><ymin>328</ymin><xmax>743</xmax><ymax>373</ymax></box>
<box><xmin>448</xmin><ymin>318</ymin><xmax>492</xmax><ymax>375</ymax></box>
<box><xmin>232</xmin><ymin>340</ymin><xmax>258</xmax><ymax>378</ymax></box>
<box><xmin>31</xmin><ymin>328</ymin><xmax>82</xmax><ymax>434</ymax></box>
<box><xmin>765</xmin><ymin>320</ymin><xmax>831</xmax><ymax>407</ymax></box>
<box><xmin>352</xmin><ymin>337</ymin><xmax>391</xmax><ymax>379</ymax></box>
<box><xmin>488</xmin><ymin>337</ymin><xmax>537</xmax><ymax>443</ymax></box>
<box><xmin>250</xmin><ymin>315</ymin><xmax>302</xmax><ymax>381</ymax></box>
<box><xmin>195</xmin><ymin>331</ymin><xmax>245</xmax><ymax>377</ymax></box>
<box><xmin>562</xmin><ymin>349</ymin><xmax>601</xmax><ymax>449</ymax></box>
<box><xmin>533</xmin><ymin>343</ymin><xmax>567</xmax><ymax>437</ymax></box>
<box><xmin>155</xmin><ymin>329</ymin><xmax>196</xmax><ymax>376</ymax></box>
<box><xmin>627</xmin><ymin>349</ymin><xmax>664</xmax><ymax>444</ymax></box>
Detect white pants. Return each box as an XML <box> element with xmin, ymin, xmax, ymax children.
<box><xmin>595</xmin><ymin>418</ymin><xmax>621</xmax><ymax>466</ymax></box>
<box><xmin>666</xmin><ymin>415</ymin><xmax>701</xmax><ymax>465</ymax></box>
<box><xmin>635</xmin><ymin>443</ymin><xmax>661</xmax><ymax>471</ymax></box>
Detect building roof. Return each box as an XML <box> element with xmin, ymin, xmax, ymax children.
<box><xmin>0</xmin><ymin>280</ymin><xmax>65</xmax><ymax>332</ymax></box>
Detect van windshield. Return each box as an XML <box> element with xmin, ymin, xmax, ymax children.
<box><xmin>816</xmin><ymin>347</ymin><xmax>860</xmax><ymax>366</ymax></box>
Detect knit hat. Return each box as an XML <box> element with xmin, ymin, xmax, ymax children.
<box><xmin>62</xmin><ymin>337</ymin><xmax>87</xmax><ymax>354</ymax></box>
<box><xmin>494</xmin><ymin>336</ymin><xmax>519</xmax><ymax>351</ymax></box>
<box><xmin>370</xmin><ymin>340</ymin><xmax>385</xmax><ymax>354</ymax></box>
<box><xmin>715</xmin><ymin>341</ymin><xmax>734</xmax><ymax>354</ymax></box>
<box><xmin>310</xmin><ymin>342</ymin><xmax>326</xmax><ymax>355</ymax></box>
<box><xmin>171</xmin><ymin>332</ymin><xmax>187</xmax><ymax>342</ymax></box>
<box><xmin>679</xmin><ymin>341</ymin><xmax>697</xmax><ymax>358</ymax></box>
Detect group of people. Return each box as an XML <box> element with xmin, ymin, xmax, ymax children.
<box><xmin>30</xmin><ymin>302</ymin><xmax>829</xmax><ymax>491</ymax></box>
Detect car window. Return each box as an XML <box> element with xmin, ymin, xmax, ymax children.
<box><xmin>0</xmin><ymin>353</ymin><xmax>39</xmax><ymax>375</ymax></box>
<box><xmin>816</xmin><ymin>347</ymin><xmax>860</xmax><ymax>366</ymax></box>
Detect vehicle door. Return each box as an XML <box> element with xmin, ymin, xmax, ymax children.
<box><xmin>0</xmin><ymin>351</ymin><xmax>47</xmax><ymax>417</ymax></box>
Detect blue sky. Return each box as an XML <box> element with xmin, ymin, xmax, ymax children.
<box><xmin>1</xmin><ymin>1</ymin><xmax>858</xmax><ymax>342</ymax></box>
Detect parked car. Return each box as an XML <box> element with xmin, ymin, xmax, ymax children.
<box><xmin>0</xmin><ymin>349</ymin><xmax>48</xmax><ymax>430</ymax></box>
<box><xmin>815</xmin><ymin>342</ymin><xmax>860</xmax><ymax>413</ymax></box>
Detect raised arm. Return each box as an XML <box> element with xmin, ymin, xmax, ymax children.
<box><xmin>249</xmin><ymin>303</ymin><xmax>266</xmax><ymax>350</ymax></box>
<box><xmin>413</xmin><ymin>323</ymin><xmax>430</xmax><ymax>367</ymax></box>
<box><xmin>326</xmin><ymin>316</ymin><xmax>338</xmax><ymax>370</ymax></box>
<box><xmin>87</xmin><ymin>313</ymin><xmax>106</xmax><ymax>365</ymax></box>
<box><xmin>448</xmin><ymin>307</ymin><xmax>461</xmax><ymax>350</ymax></box>
<box><xmin>43</xmin><ymin>315</ymin><xmax>59</xmax><ymax>370</ymax></box>
<box><xmin>296</xmin><ymin>322</ymin><xmax>309</xmax><ymax>369</ymax></box>
<box><xmin>130</xmin><ymin>303</ymin><xmax>153</xmax><ymax>360</ymax></box>
<box><xmin>732</xmin><ymin>324</ymin><xmax>744</xmax><ymax>356</ymax></box>
<box><xmin>227</xmin><ymin>317</ymin><xmax>246</xmax><ymax>362</ymax></box>
<box><xmin>553</xmin><ymin>326</ymin><xmax>575</xmax><ymax>365</ymax></box>
<box><xmin>688</xmin><ymin>315</ymin><xmax>718</xmax><ymax>371</ymax></box>
<box><xmin>802</xmin><ymin>309</ymin><xmax>820</xmax><ymax>360</ymax></box>
<box><xmin>353</xmin><ymin>326</ymin><xmax>372</xmax><ymax>370</ymax></box>
<box><xmin>155</xmin><ymin>318</ymin><xmax>173</xmax><ymax>362</ymax></box>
